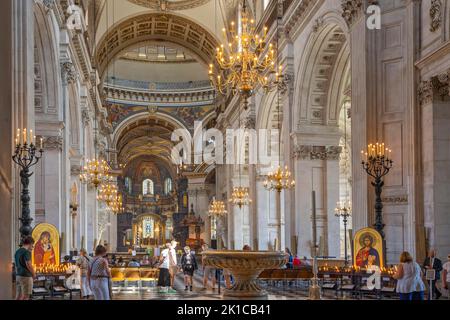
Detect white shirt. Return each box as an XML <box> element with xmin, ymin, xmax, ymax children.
<box><xmin>443</xmin><ymin>261</ymin><xmax>450</xmax><ymax>281</ymax></box>
<box><xmin>160</xmin><ymin>249</ymin><xmax>170</xmax><ymax>269</ymax></box>
<box><xmin>169</xmin><ymin>248</ymin><xmax>177</xmax><ymax>267</ymax></box>
<box><xmin>396</xmin><ymin>262</ymin><xmax>425</xmax><ymax>293</ymax></box>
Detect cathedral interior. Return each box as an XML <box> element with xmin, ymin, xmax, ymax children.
<box><xmin>0</xmin><ymin>0</ymin><xmax>450</xmax><ymax>301</ymax></box>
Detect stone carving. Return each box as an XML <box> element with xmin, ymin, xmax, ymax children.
<box><xmin>43</xmin><ymin>135</ymin><xmax>63</xmax><ymax>151</ymax></box>
<box><xmin>382</xmin><ymin>195</ymin><xmax>408</xmax><ymax>204</ymax></box>
<box><xmin>61</xmin><ymin>62</ymin><xmax>77</xmax><ymax>84</ymax></box>
<box><xmin>430</xmin><ymin>0</ymin><xmax>442</xmax><ymax>32</ymax></box>
<box><xmin>127</xmin><ymin>0</ymin><xmax>211</xmax><ymax>11</ymax></box>
<box><xmin>418</xmin><ymin>69</ymin><xmax>450</xmax><ymax>106</ymax></box>
<box><xmin>341</xmin><ymin>0</ymin><xmax>363</xmax><ymax>27</ymax></box>
<box><xmin>294</xmin><ymin>145</ymin><xmax>342</xmax><ymax>160</ymax></box>
<box><xmin>71</xmin><ymin>165</ymin><xmax>81</xmax><ymax>176</ymax></box>
<box><xmin>42</xmin><ymin>0</ymin><xmax>55</xmax><ymax>11</ymax></box>
<box><xmin>81</xmin><ymin>108</ymin><xmax>91</xmax><ymax>125</ymax></box>
<box><xmin>202</xmin><ymin>250</ymin><xmax>287</xmax><ymax>297</ymax></box>
<box><xmin>312</xmin><ymin>17</ymin><xmax>325</xmax><ymax>33</ymax></box>
<box><xmin>244</xmin><ymin>116</ymin><xmax>256</xmax><ymax>130</ymax></box>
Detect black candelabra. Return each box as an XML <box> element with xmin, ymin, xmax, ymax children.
<box><xmin>335</xmin><ymin>202</ymin><xmax>351</xmax><ymax>266</ymax></box>
<box><xmin>361</xmin><ymin>143</ymin><xmax>393</xmax><ymax>239</ymax></box>
<box><xmin>12</xmin><ymin>129</ymin><xmax>44</xmax><ymax>243</ymax></box>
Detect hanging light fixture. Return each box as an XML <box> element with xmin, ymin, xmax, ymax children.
<box><xmin>97</xmin><ymin>182</ymin><xmax>123</xmax><ymax>214</ymax></box>
<box><xmin>208</xmin><ymin>199</ymin><xmax>228</xmax><ymax>217</ymax></box>
<box><xmin>264</xmin><ymin>4</ymin><xmax>295</xmax><ymax>194</ymax></box>
<box><xmin>229</xmin><ymin>186</ymin><xmax>252</xmax><ymax>208</ymax></box>
<box><xmin>79</xmin><ymin>2</ymin><xmax>111</xmax><ymax>188</ymax></box>
<box><xmin>209</xmin><ymin>0</ymin><xmax>280</xmax><ymax>109</ymax></box>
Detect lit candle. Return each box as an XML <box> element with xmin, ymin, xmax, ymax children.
<box><xmin>40</xmin><ymin>137</ymin><xmax>43</xmax><ymax>150</ymax></box>
<box><xmin>23</xmin><ymin>129</ymin><xmax>27</xmax><ymax>144</ymax></box>
<box><xmin>30</xmin><ymin>130</ymin><xmax>33</xmax><ymax>145</ymax></box>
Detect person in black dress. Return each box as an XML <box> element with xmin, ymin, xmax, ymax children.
<box><xmin>181</xmin><ymin>246</ymin><xmax>198</xmax><ymax>291</ymax></box>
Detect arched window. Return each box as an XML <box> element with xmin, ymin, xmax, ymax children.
<box><xmin>125</xmin><ymin>177</ymin><xmax>132</xmax><ymax>194</ymax></box>
<box><xmin>164</xmin><ymin>178</ymin><xmax>173</xmax><ymax>195</ymax></box>
<box><xmin>142</xmin><ymin>179</ymin><xmax>154</xmax><ymax>196</ymax></box>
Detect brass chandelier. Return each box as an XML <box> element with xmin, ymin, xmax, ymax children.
<box><xmin>80</xmin><ymin>158</ymin><xmax>111</xmax><ymax>188</ymax></box>
<box><xmin>229</xmin><ymin>186</ymin><xmax>252</xmax><ymax>209</ymax></box>
<box><xmin>209</xmin><ymin>0</ymin><xmax>280</xmax><ymax>109</ymax></box>
<box><xmin>97</xmin><ymin>182</ymin><xmax>123</xmax><ymax>214</ymax></box>
<box><xmin>208</xmin><ymin>199</ymin><xmax>227</xmax><ymax>217</ymax></box>
<box><xmin>264</xmin><ymin>166</ymin><xmax>295</xmax><ymax>193</ymax></box>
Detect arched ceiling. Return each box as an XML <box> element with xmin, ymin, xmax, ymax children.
<box><xmin>116</xmin><ymin>117</ymin><xmax>178</xmax><ymax>165</ymax></box>
<box><xmin>96</xmin><ymin>11</ymin><xmax>220</xmax><ymax>80</ymax></box>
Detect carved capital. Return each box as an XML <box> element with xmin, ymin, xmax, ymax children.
<box><xmin>418</xmin><ymin>70</ymin><xmax>450</xmax><ymax>106</ymax></box>
<box><xmin>42</xmin><ymin>0</ymin><xmax>55</xmax><ymax>11</ymax></box>
<box><xmin>430</xmin><ymin>0</ymin><xmax>442</xmax><ymax>32</ymax></box>
<box><xmin>244</xmin><ymin>116</ymin><xmax>256</xmax><ymax>130</ymax></box>
<box><xmin>61</xmin><ymin>62</ymin><xmax>77</xmax><ymax>84</ymax></box>
<box><xmin>341</xmin><ymin>0</ymin><xmax>363</xmax><ymax>27</ymax></box>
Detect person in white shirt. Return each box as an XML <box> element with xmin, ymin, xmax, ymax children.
<box><xmin>393</xmin><ymin>251</ymin><xmax>425</xmax><ymax>300</ymax></box>
<box><xmin>157</xmin><ymin>243</ymin><xmax>172</xmax><ymax>293</ymax></box>
<box><xmin>442</xmin><ymin>254</ymin><xmax>450</xmax><ymax>296</ymax></box>
<box><xmin>169</xmin><ymin>240</ymin><xmax>178</xmax><ymax>290</ymax></box>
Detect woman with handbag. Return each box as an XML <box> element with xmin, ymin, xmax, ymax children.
<box><xmin>181</xmin><ymin>246</ymin><xmax>198</xmax><ymax>291</ymax></box>
<box><xmin>87</xmin><ymin>245</ymin><xmax>112</xmax><ymax>300</ymax></box>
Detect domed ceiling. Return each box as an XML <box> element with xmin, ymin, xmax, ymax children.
<box><xmin>127</xmin><ymin>0</ymin><xmax>211</xmax><ymax>11</ymax></box>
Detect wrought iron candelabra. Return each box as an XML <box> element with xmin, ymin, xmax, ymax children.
<box><xmin>335</xmin><ymin>201</ymin><xmax>351</xmax><ymax>266</ymax></box>
<box><xmin>361</xmin><ymin>143</ymin><xmax>393</xmax><ymax>239</ymax></box>
<box><xmin>12</xmin><ymin>129</ymin><xmax>44</xmax><ymax>243</ymax></box>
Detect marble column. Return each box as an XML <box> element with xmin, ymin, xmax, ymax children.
<box><xmin>0</xmin><ymin>0</ymin><xmax>34</xmax><ymax>299</ymax></box>
<box><xmin>419</xmin><ymin>74</ymin><xmax>450</xmax><ymax>259</ymax></box>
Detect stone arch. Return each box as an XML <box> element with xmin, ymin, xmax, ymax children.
<box><xmin>95</xmin><ymin>12</ymin><xmax>220</xmax><ymax>80</ymax></box>
<box><xmin>294</xmin><ymin>20</ymin><xmax>350</xmax><ymax>129</ymax></box>
<box><xmin>34</xmin><ymin>1</ymin><xmax>61</xmax><ymax>117</ymax></box>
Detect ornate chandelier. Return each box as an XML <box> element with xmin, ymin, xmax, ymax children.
<box><xmin>208</xmin><ymin>199</ymin><xmax>227</xmax><ymax>217</ymax></box>
<box><xmin>229</xmin><ymin>187</ymin><xmax>252</xmax><ymax>209</ymax></box>
<box><xmin>264</xmin><ymin>166</ymin><xmax>296</xmax><ymax>193</ymax></box>
<box><xmin>79</xmin><ymin>158</ymin><xmax>111</xmax><ymax>188</ymax></box>
<box><xmin>209</xmin><ymin>0</ymin><xmax>279</xmax><ymax>109</ymax></box>
<box><xmin>97</xmin><ymin>183</ymin><xmax>123</xmax><ymax>214</ymax></box>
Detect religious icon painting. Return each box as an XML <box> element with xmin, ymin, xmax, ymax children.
<box><xmin>353</xmin><ymin>227</ymin><xmax>384</xmax><ymax>269</ymax></box>
<box><xmin>32</xmin><ymin>223</ymin><xmax>60</xmax><ymax>267</ymax></box>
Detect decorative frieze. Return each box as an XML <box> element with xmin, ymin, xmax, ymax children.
<box><xmin>71</xmin><ymin>165</ymin><xmax>81</xmax><ymax>176</ymax></box>
<box><xmin>293</xmin><ymin>145</ymin><xmax>342</xmax><ymax>160</ymax></box>
<box><xmin>382</xmin><ymin>195</ymin><xmax>408</xmax><ymax>205</ymax></box>
<box><xmin>430</xmin><ymin>0</ymin><xmax>442</xmax><ymax>32</ymax></box>
<box><xmin>42</xmin><ymin>135</ymin><xmax>64</xmax><ymax>151</ymax></box>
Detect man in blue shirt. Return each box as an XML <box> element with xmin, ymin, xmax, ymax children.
<box><xmin>14</xmin><ymin>236</ymin><xmax>36</xmax><ymax>300</ymax></box>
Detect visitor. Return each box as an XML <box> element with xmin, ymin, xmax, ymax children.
<box><xmin>293</xmin><ymin>255</ymin><xmax>301</xmax><ymax>268</ymax></box>
<box><xmin>157</xmin><ymin>243</ymin><xmax>175</xmax><ymax>293</ymax></box>
<box><xmin>88</xmin><ymin>245</ymin><xmax>112</xmax><ymax>300</ymax></box>
<box><xmin>141</xmin><ymin>255</ymin><xmax>150</xmax><ymax>266</ymax></box>
<box><xmin>393</xmin><ymin>251</ymin><xmax>425</xmax><ymax>301</ymax></box>
<box><xmin>14</xmin><ymin>236</ymin><xmax>36</xmax><ymax>300</ymax></box>
<box><xmin>111</xmin><ymin>254</ymin><xmax>117</xmax><ymax>266</ymax></box>
<box><xmin>201</xmin><ymin>244</ymin><xmax>216</xmax><ymax>291</ymax></box>
<box><xmin>285</xmin><ymin>248</ymin><xmax>293</xmax><ymax>269</ymax></box>
<box><xmin>128</xmin><ymin>259</ymin><xmax>140</xmax><ymax>267</ymax></box>
<box><xmin>169</xmin><ymin>240</ymin><xmax>178</xmax><ymax>289</ymax></box>
<box><xmin>423</xmin><ymin>249</ymin><xmax>443</xmax><ymax>299</ymax></box>
<box><xmin>442</xmin><ymin>254</ymin><xmax>450</xmax><ymax>298</ymax></box>
<box><xmin>242</xmin><ymin>245</ymin><xmax>252</xmax><ymax>251</ymax></box>
<box><xmin>181</xmin><ymin>246</ymin><xmax>198</xmax><ymax>292</ymax></box>
<box><xmin>301</xmin><ymin>256</ymin><xmax>311</xmax><ymax>266</ymax></box>
<box><xmin>117</xmin><ymin>257</ymin><xmax>126</xmax><ymax>267</ymax></box>
<box><xmin>76</xmin><ymin>248</ymin><xmax>92</xmax><ymax>299</ymax></box>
